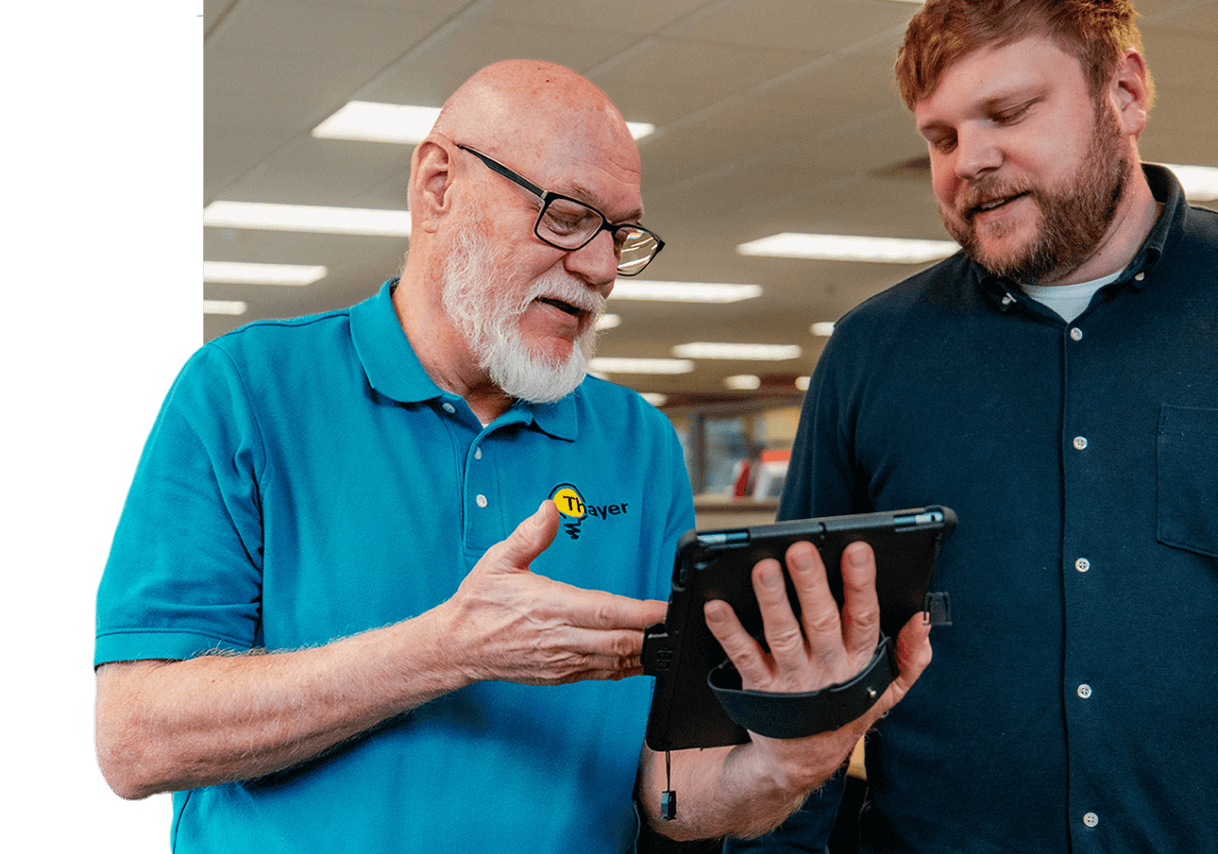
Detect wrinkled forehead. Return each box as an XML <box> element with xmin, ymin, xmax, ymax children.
<box><xmin>482</xmin><ymin>102</ymin><xmax>644</xmax><ymax>220</ymax></box>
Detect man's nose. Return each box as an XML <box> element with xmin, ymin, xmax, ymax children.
<box><xmin>953</xmin><ymin>125</ymin><xmax>1002</xmax><ymax>182</ymax></box>
<box><xmin>564</xmin><ymin>228</ymin><xmax>618</xmax><ymax>295</ymax></box>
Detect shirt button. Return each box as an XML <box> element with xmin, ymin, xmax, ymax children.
<box><xmin>1077</xmin><ymin>684</ymin><xmax>1092</xmax><ymax>699</ymax></box>
<box><xmin>475</xmin><ymin>494</ymin><xmax>488</xmax><ymax>508</ymax></box>
<box><xmin>1073</xmin><ymin>436</ymin><xmax>1088</xmax><ymax>450</ymax></box>
<box><xmin>1070</xmin><ymin>327</ymin><xmax>1083</xmax><ymax>341</ymax></box>
<box><xmin>442</xmin><ymin>402</ymin><xmax>456</xmax><ymax>414</ymax></box>
<box><xmin>1134</xmin><ymin>272</ymin><xmax>1145</xmax><ymax>282</ymax></box>
<box><xmin>1083</xmin><ymin>812</ymin><xmax>1099</xmax><ymax>828</ymax></box>
<box><xmin>1075</xmin><ymin>558</ymin><xmax>1090</xmax><ymax>573</ymax></box>
<box><xmin>475</xmin><ymin>447</ymin><xmax>482</xmax><ymax>460</ymax></box>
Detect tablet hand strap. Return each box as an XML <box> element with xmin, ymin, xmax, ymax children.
<box><xmin>707</xmin><ymin>635</ymin><xmax>896</xmax><ymax>739</ymax></box>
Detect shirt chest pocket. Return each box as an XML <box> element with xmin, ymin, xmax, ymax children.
<box><xmin>1157</xmin><ymin>404</ymin><xmax>1218</xmax><ymax>559</ymax></box>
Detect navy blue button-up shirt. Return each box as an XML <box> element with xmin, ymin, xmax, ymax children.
<box><xmin>732</xmin><ymin>165</ymin><xmax>1218</xmax><ymax>853</ymax></box>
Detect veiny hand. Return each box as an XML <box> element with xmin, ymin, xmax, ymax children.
<box><xmin>441</xmin><ymin>500</ymin><xmax>668</xmax><ymax>686</ymax></box>
<box><xmin>703</xmin><ymin>540</ymin><xmax>932</xmax><ymax>790</ymax></box>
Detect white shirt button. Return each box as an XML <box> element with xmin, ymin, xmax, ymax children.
<box><xmin>1070</xmin><ymin>327</ymin><xmax>1083</xmax><ymax>341</ymax></box>
<box><xmin>475</xmin><ymin>494</ymin><xmax>488</xmax><ymax>508</ymax></box>
<box><xmin>1134</xmin><ymin>272</ymin><xmax>1145</xmax><ymax>282</ymax></box>
<box><xmin>1077</xmin><ymin>684</ymin><xmax>1092</xmax><ymax>699</ymax></box>
<box><xmin>475</xmin><ymin>447</ymin><xmax>482</xmax><ymax>460</ymax></box>
<box><xmin>1075</xmin><ymin>558</ymin><xmax>1090</xmax><ymax>573</ymax></box>
<box><xmin>1083</xmin><ymin>812</ymin><xmax>1099</xmax><ymax>828</ymax></box>
<box><xmin>441</xmin><ymin>402</ymin><xmax>456</xmax><ymax>414</ymax></box>
<box><xmin>1073</xmin><ymin>436</ymin><xmax>1088</xmax><ymax>450</ymax></box>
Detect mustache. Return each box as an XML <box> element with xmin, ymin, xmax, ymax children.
<box><xmin>515</xmin><ymin>269</ymin><xmax>607</xmax><ymax>318</ymax></box>
<box><xmin>955</xmin><ymin>179</ymin><xmax>1035</xmax><ymax>218</ymax></box>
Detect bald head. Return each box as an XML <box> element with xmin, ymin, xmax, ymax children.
<box><xmin>432</xmin><ymin>59</ymin><xmax>639</xmax><ymax>182</ymax></box>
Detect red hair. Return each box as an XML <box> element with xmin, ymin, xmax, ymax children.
<box><xmin>895</xmin><ymin>0</ymin><xmax>1152</xmax><ymax>109</ymax></box>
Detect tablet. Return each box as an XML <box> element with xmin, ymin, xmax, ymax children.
<box><xmin>642</xmin><ymin>507</ymin><xmax>956</xmax><ymax>751</ymax></box>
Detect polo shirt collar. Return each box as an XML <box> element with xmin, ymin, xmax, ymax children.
<box><xmin>350</xmin><ymin>280</ymin><xmax>444</xmax><ymax>403</ymax></box>
<box><xmin>350</xmin><ymin>279</ymin><xmax>580</xmax><ymax>441</ymax></box>
<box><xmin>977</xmin><ymin>162</ymin><xmax>1188</xmax><ymax>308</ymax></box>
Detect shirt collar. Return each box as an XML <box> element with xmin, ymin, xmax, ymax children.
<box><xmin>978</xmin><ymin>162</ymin><xmax>1187</xmax><ymax>308</ymax></box>
<box><xmin>350</xmin><ymin>279</ymin><xmax>580</xmax><ymax>441</ymax></box>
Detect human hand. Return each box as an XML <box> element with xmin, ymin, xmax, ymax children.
<box><xmin>703</xmin><ymin>540</ymin><xmax>932</xmax><ymax>790</ymax></box>
<box><xmin>441</xmin><ymin>500</ymin><xmax>668</xmax><ymax>686</ymax></box>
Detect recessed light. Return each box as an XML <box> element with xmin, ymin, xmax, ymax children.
<box><xmin>738</xmin><ymin>232</ymin><xmax>958</xmax><ymax>263</ymax></box>
<box><xmin>610</xmin><ymin>280</ymin><xmax>762</xmax><ymax>303</ymax></box>
<box><xmin>313</xmin><ymin>101</ymin><xmax>655</xmax><ymax>143</ymax></box>
<box><xmin>672</xmin><ymin>342</ymin><xmax>802</xmax><ymax>360</ymax></box>
<box><xmin>588</xmin><ymin>357</ymin><xmax>695</xmax><ymax>374</ymax></box>
<box><xmin>204</xmin><ymin>201</ymin><xmax>411</xmax><ymax>236</ymax></box>
<box><xmin>203</xmin><ymin>261</ymin><xmax>328</xmax><ymax>286</ymax></box>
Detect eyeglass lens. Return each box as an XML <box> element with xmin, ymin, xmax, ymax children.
<box><xmin>537</xmin><ymin>197</ymin><xmax>660</xmax><ymax>276</ymax></box>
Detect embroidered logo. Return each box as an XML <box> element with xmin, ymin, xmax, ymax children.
<box><xmin>550</xmin><ymin>483</ymin><xmax>587</xmax><ymax>539</ymax></box>
<box><xmin>549</xmin><ymin>483</ymin><xmax>630</xmax><ymax>540</ymax></box>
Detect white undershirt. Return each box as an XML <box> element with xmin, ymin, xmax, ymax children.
<box><xmin>1021</xmin><ymin>271</ymin><xmax>1121</xmax><ymax>323</ymax></box>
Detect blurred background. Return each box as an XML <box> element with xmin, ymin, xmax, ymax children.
<box><xmin>202</xmin><ymin>0</ymin><xmax>1217</xmax><ymax>512</ymax></box>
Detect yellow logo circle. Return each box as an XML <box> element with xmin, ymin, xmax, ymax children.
<box><xmin>549</xmin><ymin>484</ymin><xmax>586</xmax><ymax>519</ymax></box>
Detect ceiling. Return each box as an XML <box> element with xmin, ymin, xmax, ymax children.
<box><xmin>203</xmin><ymin>0</ymin><xmax>1218</xmax><ymax>405</ymax></box>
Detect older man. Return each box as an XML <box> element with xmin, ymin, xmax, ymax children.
<box><xmin>95</xmin><ymin>60</ymin><xmax>929</xmax><ymax>853</ymax></box>
<box><xmin>730</xmin><ymin>1</ymin><xmax>1218</xmax><ymax>852</ymax></box>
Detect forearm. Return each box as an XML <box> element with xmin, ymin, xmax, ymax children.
<box><xmin>95</xmin><ymin>607</ymin><xmax>464</xmax><ymax>800</ymax></box>
<box><xmin>638</xmin><ymin>738</ymin><xmax>848</xmax><ymax>841</ymax></box>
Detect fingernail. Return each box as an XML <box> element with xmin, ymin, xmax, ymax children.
<box><xmin>849</xmin><ymin>546</ymin><xmax>868</xmax><ymax>567</ymax></box>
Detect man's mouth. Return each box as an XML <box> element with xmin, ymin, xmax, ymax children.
<box><xmin>536</xmin><ymin>296</ymin><xmax>584</xmax><ymax>318</ymax></box>
<box><xmin>968</xmin><ymin>191</ymin><xmax>1028</xmax><ymax>219</ymax></box>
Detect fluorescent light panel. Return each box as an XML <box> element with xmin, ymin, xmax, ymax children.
<box><xmin>811</xmin><ymin>322</ymin><xmax>836</xmax><ymax>336</ymax></box>
<box><xmin>596</xmin><ymin>314</ymin><xmax>621</xmax><ymax>330</ymax></box>
<box><xmin>724</xmin><ymin>374</ymin><xmax>761</xmax><ymax>390</ymax></box>
<box><xmin>1162</xmin><ymin>163</ymin><xmax>1218</xmax><ymax>201</ymax></box>
<box><xmin>204</xmin><ymin>201</ymin><xmax>411</xmax><ymax>236</ymax></box>
<box><xmin>204</xmin><ymin>299</ymin><xmax>248</xmax><ymax>316</ymax></box>
<box><xmin>610</xmin><ymin>281</ymin><xmax>762</xmax><ymax>303</ymax></box>
<box><xmin>313</xmin><ymin>101</ymin><xmax>655</xmax><ymax>143</ymax></box>
<box><xmin>672</xmin><ymin>342</ymin><xmax>802</xmax><ymax>360</ymax></box>
<box><xmin>588</xmin><ymin>357</ymin><xmax>694</xmax><ymax>374</ymax></box>
<box><xmin>204</xmin><ymin>261</ymin><xmax>328</xmax><ymax>286</ymax></box>
<box><xmin>738</xmin><ymin>232</ymin><xmax>958</xmax><ymax>263</ymax></box>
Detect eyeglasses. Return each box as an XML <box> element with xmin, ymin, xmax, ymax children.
<box><xmin>455</xmin><ymin>143</ymin><xmax>664</xmax><ymax>276</ymax></box>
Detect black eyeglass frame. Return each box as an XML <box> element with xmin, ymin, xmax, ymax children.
<box><xmin>454</xmin><ymin>143</ymin><xmax>664</xmax><ymax>276</ymax></box>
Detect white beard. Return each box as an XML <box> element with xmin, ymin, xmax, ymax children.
<box><xmin>440</xmin><ymin>222</ymin><xmax>605</xmax><ymax>404</ymax></box>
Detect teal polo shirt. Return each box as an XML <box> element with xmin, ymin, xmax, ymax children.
<box><xmin>96</xmin><ymin>280</ymin><xmax>695</xmax><ymax>853</ymax></box>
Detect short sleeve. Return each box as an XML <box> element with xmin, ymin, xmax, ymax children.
<box><xmin>95</xmin><ymin>344</ymin><xmax>268</xmax><ymax>665</ymax></box>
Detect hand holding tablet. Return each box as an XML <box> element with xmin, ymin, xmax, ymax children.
<box><xmin>643</xmin><ymin>507</ymin><xmax>956</xmax><ymax>751</ymax></box>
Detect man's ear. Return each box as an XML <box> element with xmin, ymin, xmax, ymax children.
<box><xmin>408</xmin><ymin>138</ymin><xmax>456</xmax><ymax>235</ymax></box>
<box><xmin>1109</xmin><ymin>47</ymin><xmax>1151</xmax><ymax>138</ymax></box>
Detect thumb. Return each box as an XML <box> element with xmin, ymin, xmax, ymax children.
<box><xmin>493</xmin><ymin>500</ymin><xmax>561</xmax><ymax>574</ymax></box>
